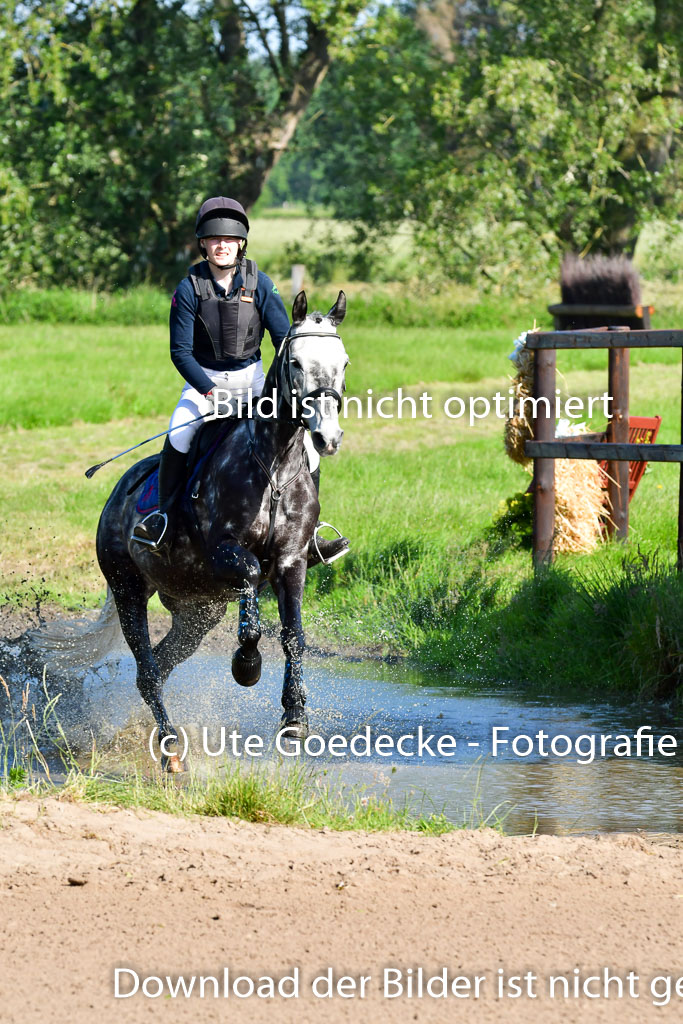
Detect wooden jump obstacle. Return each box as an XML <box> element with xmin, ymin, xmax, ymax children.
<box><xmin>548</xmin><ymin>302</ymin><xmax>654</xmax><ymax>330</ymax></box>
<box><xmin>523</xmin><ymin>328</ymin><xmax>683</xmax><ymax>572</ymax></box>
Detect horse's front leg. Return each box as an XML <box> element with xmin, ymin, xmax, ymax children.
<box><xmin>274</xmin><ymin>560</ymin><xmax>308</xmax><ymax>739</ymax></box>
<box><xmin>232</xmin><ymin>586</ymin><xmax>262</xmax><ymax>686</ymax></box>
<box><xmin>211</xmin><ymin>541</ymin><xmax>263</xmax><ymax>687</ymax></box>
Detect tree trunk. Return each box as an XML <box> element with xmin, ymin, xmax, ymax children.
<box><xmin>218</xmin><ymin>24</ymin><xmax>330</xmax><ymax>209</ymax></box>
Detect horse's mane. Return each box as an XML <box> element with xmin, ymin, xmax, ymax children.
<box><xmin>560</xmin><ymin>254</ymin><xmax>641</xmax><ymax>306</ymax></box>
<box><xmin>263</xmin><ymin>350</ymin><xmax>279</xmax><ymax>390</ymax></box>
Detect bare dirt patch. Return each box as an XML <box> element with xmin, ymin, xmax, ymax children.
<box><xmin>0</xmin><ymin>795</ymin><xmax>681</xmax><ymax>1024</ymax></box>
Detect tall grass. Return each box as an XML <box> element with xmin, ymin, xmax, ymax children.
<box><xmin>304</xmin><ymin>544</ymin><xmax>683</xmax><ymax>702</ymax></box>
<box><xmin>0</xmin><ymin>286</ymin><xmax>170</xmax><ymax>326</ymax></box>
<box><xmin>0</xmin><ymin>670</ymin><xmax>80</xmax><ymax>783</ymax></box>
<box><xmin>71</xmin><ymin>764</ymin><xmax>457</xmax><ymax>834</ymax></box>
<box><xmin>50</xmin><ymin>764</ymin><xmax>454</xmax><ymax>833</ymax></box>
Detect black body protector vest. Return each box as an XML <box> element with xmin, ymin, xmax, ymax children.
<box><xmin>189</xmin><ymin>258</ymin><xmax>262</xmax><ymax>362</ymax></box>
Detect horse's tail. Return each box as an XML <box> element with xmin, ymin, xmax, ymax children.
<box><xmin>560</xmin><ymin>253</ymin><xmax>641</xmax><ymax>307</ymax></box>
<box><xmin>24</xmin><ymin>586</ymin><xmax>124</xmax><ymax>671</ymax></box>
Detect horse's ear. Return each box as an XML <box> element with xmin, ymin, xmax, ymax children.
<box><xmin>326</xmin><ymin>290</ymin><xmax>346</xmax><ymax>327</ymax></box>
<box><xmin>292</xmin><ymin>290</ymin><xmax>307</xmax><ymax>325</ymax></box>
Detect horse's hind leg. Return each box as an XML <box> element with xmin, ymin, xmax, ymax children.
<box><xmin>154</xmin><ymin>598</ymin><xmax>225</xmax><ymax>683</ymax></box>
<box><xmin>109</xmin><ymin>579</ymin><xmax>181</xmax><ymax>771</ymax></box>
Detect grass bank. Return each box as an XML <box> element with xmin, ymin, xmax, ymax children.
<box><xmin>3</xmin><ymin>763</ymin><xmax>457</xmax><ymax>834</ymax></box>
<box><xmin>1</xmin><ymin>258</ymin><xmax>682</xmax><ymax>701</ymax></box>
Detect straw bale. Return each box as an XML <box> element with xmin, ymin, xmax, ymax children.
<box><xmin>554</xmin><ymin>458</ymin><xmax>607</xmax><ymax>553</ymax></box>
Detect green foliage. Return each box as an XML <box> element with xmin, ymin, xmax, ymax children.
<box><xmin>0</xmin><ymin>278</ymin><xmax>554</xmax><ymax>329</ymax></box>
<box><xmin>635</xmin><ymin>221</ymin><xmax>683</xmax><ymax>282</ymax></box>
<box><xmin>423</xmin><ymin>0</ymin><xmax>683</xmax><ymax>279</ymax></box>
<box><xmin>574</xmin><ymin>551</ymin><xmax>683</xmax><ymax>700</ymax></box>
<box><xmin>486</xmin><ymin>491</ymin><xmax>534</xmax><ymax>552</ymax></box>
<box><xmin>469</xmin><ymin>551</ymin><xmax>683</xmax><ymax>701</ymax></box>
<box><xmin>0</xmin><ymin>0</ymin><xmax>371</xmax><ymax>290</ymax></box>
<box><xmin>4</xmin><ymin>2</ymin><xmax>682</xmax><ymax>293</ymax></box>
<box><xmin>290</xmin><ymin>1</ymin><xmax>683</xmax><ymax>285</ymax></box>
<box><xmin>0</xmin><ymin>286</ymin><xmax>169</xmax><ymax>325</ymax></box>
<box><xmin>282</xmin><ymin>5</ymin><xmax>443</xmax><ymax>227</ymax></box>
<box><xmin>7</xmin><ymin>765</ymin><xmax>27</xmax><ymax>787</ymax></box>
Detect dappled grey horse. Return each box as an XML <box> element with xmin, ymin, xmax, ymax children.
<box><xmin>96</xmin><ymin>291</ymin><xmax>348</xmax><ymax>769</ymax></box>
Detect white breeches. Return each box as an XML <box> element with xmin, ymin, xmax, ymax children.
<box><xmin>167</xmin><ymin>360</ymin><xmax>320</xmax><ymax>470</ymax></box>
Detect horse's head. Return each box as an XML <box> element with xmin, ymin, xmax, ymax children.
<box><xmin>282</xmin><ymin>290</ymin><xmax>349</xmax><ymax>456</ymax></box>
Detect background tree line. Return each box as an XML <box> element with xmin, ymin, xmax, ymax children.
<box><xmin>2</xmin><ymin>0</ymin><xmax>682</xmax><ymax>290</ymax></box>
<box><xmin>1</xmin><ymin>0</ymin><xmax>363</xmax><ymax>289</ymax></box>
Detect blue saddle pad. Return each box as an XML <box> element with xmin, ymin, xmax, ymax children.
<box><xmin>136</xmin><ymin>470</ymin><xmax>159</xmax><ymax>514</ymax></box>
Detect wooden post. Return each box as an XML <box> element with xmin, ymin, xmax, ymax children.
<box><xmin>291</xmin><ymin>264</ymin><xmax>305</xmax><ymax>299</ymax></box>
<box><xmin>678</xmin><ymin>350</ymin><xmax>683</xmax><ymax>572</ymax></box>
<box><xmin>607</xmin><ymin>344</ymin><xmax>630</xmax><ymax>539</ymax></box>
<box><xmin>532</xmin><ymin>349</ymin><xmax>556</xmax><ymax>568</ymax></box>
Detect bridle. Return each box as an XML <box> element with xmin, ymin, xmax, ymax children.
<box><xmin>276</xmin><ymin>325</ymin><xmax>345</xmax><ymax>419</ymax></box>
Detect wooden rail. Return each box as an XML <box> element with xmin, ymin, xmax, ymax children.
<box><xmin>527</xmin><ymin>329</ymin><xmax>682</xmax><ymax>349</ymax></box>
<box><xmin>526</xmin><ymin>442</ymin><xmax>683</xmax><ymax>462</ymax></box>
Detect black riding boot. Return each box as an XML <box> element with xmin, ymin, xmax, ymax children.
<box><xmin>307</xmin><ymin>467</ymin><xmax>350</xmax><ymax>568</ymax></box>
<box><xmin>132</xmin><ymin>437</ymin><xmax>187</xmax><ymax>550</ymax></box>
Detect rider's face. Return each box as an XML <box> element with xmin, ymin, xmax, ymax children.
<box><xmin>203</xmin><ymin>236</ymin><xmax>242</xmax><ymax>266</ymax></box>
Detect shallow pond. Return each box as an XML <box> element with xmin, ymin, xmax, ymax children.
<box><xmin>3</xmin><ymin>646</ymin><xmax>682</xmax><ymax>836</ymax></box>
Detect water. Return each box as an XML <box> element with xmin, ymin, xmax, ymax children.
<box><xmin>3</xmin><ymin>648</ymin><xmax>681</xmax><ymax>836</ymax></box>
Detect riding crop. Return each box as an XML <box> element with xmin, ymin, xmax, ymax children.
<box><xmin>84</xmin><ymin>413</ymin><xmax>213</xmax><ymax>478</ymax></box>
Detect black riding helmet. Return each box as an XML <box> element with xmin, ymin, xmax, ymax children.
<box><xmin>195</xmin><ymin>196</ymin><xmax>249</xmax><ymax>242</ymax></box>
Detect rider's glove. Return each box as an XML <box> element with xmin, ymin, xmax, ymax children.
<box><xmin>204</xmin><ymin>389</ymin><xmax>233</xmax><ymax>417</ymax></box>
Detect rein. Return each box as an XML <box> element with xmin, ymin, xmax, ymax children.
<box><xmin>247</xmin><ymin>419</ymin><xmax>306</xmax><ymax>567</ymax></box>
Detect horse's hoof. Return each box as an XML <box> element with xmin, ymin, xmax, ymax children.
<box><xmin>164</xmin><ymin>753</ymin><xmax>185</xmax><ymax>774</ymax></box>
<box><xmin>279</xmin><ymin>708</ymin><xmax>308</xmax><ymax>741</ymax></box>
<box><xmin>232</xmin><ymin>647</ymin><xmax>262</xmax><ymax>687</ymax></box>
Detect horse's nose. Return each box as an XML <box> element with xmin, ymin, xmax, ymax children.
<box><xmin>312</xmin><ymin>428</ymin><xmax>343</xmax><ymax>455</ymax></box>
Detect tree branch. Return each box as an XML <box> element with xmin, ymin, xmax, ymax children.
<box><xmin>637</xmin><ymin>88</ymin><xmax>682</xmax><ymax>102</ymax></box>
<box><xmin>234</xmin><ymin>0</ymin><xmax>283</xmax><ymax>84</ymax></box>
<box><xmin>270</xmin><ymin>0</ymin><xmax>289</xmax><ymax>71</ymax></box>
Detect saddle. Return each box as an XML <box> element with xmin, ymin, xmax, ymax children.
<box><xmin>132</xmin><ymin>419</ymin><xmax>239</xmax><ymax>515</ymax></box>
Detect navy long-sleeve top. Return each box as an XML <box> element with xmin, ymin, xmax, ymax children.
<box><xmin>169</xmin><ymin>262</ymin><xmax>291</xmax><ymax>395</ymax></box>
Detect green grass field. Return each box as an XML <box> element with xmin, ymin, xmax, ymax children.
<box><xmin>1</xmin><ymin>219</ymin><xmax>682</xmax><ymax>700</ymax></box>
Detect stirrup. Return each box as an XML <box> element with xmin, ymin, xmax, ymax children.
<box><xmin>312</xmin><ymin>522</ymin><xmax>349</xmax><ymax>565</ymax></box>
<box><xmin>132</xmin><ymin>510</ymin><xmax>169</xmax><ymax>550</ymax></box>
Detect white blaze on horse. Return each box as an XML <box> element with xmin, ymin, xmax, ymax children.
<box><xmin>92</xmin><ymin>290</ymin><xmax>348</xmax><ymax>769</ymax></box>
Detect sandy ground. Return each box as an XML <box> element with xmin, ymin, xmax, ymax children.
<box><xmin>0</xmin><ymin>795</ymin><xmax>681</xmax><ymax>1024</ymax></box>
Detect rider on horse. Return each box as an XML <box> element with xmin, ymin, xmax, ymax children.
<box><xmin>132</xmin><ymin>196</ymin><xmax>348</xmax><ymax>565</ymax></box>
